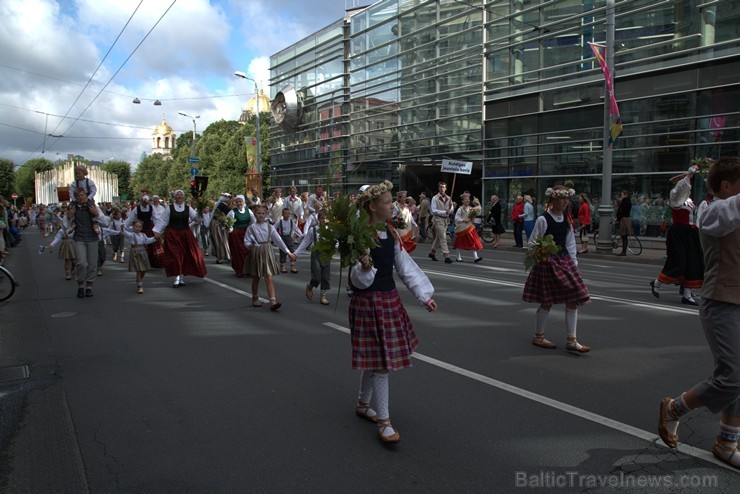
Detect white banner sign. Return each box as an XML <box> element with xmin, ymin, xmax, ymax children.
<box><xmin>440</xmin><ymin>159</ymin><xmax>473</xmax><ymax>175</ymax></box>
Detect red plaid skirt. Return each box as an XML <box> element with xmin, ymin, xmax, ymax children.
<box><xmin>349</xmin><ymin>289</ymin><xmax>418</xmax><ymax>370</ymax></box>
<box><xmin>228</xmin><ymin>228</ymin><xmax>250</xmax><ymax>277</ymax></box>
<box><xmin>163</xmin><ymin>228</ymin><xmax>207</xmax><ymax>278</ymax></box>
<box><xmin>143</xmin><ymin>225</ymin><xmax>164</xmax><ymax>268</ymax></box>
<box><xmin>454</xmin><ymin>225</ymin><xmax>483</xmax><ymax>251</ymax></box>
<box><xmin>522</xmin><ymin>254</ymin><xmax>590</xmax><ymax>306</ymax></box>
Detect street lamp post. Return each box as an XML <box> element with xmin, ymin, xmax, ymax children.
<box><xmin>178</xmin><ymin>111</ymin><xmax>200</xmax><ymax>158</ymax></box>
<box><xmin>234</xmin><ymin>71</ymin><xmax>262</xmax><ymax>172</ymax></box>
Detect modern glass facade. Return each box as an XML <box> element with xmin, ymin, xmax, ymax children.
<box><xmin>270</xmin><ymin>0</ymin><xmax>740</xmax><ymax>234</ymax></box>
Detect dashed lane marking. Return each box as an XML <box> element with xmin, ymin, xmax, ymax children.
<box><xmin>323</xmin><ymin>321</ymin><xmax>733</xmax><ymax>472</ymax></box>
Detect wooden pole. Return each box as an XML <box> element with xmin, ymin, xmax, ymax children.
<box><xmin>449</xmin><ymin>174</ymin><xmax>457</xmax><ymax>200</ymax></box>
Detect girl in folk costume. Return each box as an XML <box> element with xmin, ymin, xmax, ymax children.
<box><xmin>523</xmin><ymin>185</ymin><xmax>591</xmax><ymax>353</ymax></box>
<box><xmin>104</xmin><ymin>208</ymin><xmax>125</xmax><ymax>263</ymax></box>
<box><xmin>453</xmin><ymin>193</ymin><xmax>483</xmax><ymax>263</ymax></box>
<box><xmin>210</xmin><ymin>193</ymin><xmax>232</xmax><ymax>264</ymax></box>
<box><xmin>153</xmin><ymin>190</ymin><xmax>207</xmax><ymax>288</ymax></box>
<box><xmin>121</xmin><ymin>220</ymin><xmax>157</xmax><ymax>294</ymax></box>
<box><xmin>393</xmin><ymin>191</ymin><xmax>417</xmax><ymax>253</ymax></box>
<box><xmin>293</xmin><ymin>210</ymin><xmax>330</xmax><ymax>305</ymax></box>
<box><xmin>350</xmin><ymin>181</ymin><xmax>437</xmax><ymax>444</ymax></box>
<box><xmin>226</xmin><ymin>195</ymin><xmax>253</xmax><ymax>278</ymax></box>
<box><xmin>650</xmin><ymin>166</ymin><xmax>705</xmax><ymax>305</ymax></box>
<box><xmin>244</xmin><ymin>204</ymin><xmax>297</xmax><ymax>311</ymax></box>
<box><xmin>276</xmin><ymin>207</ymin><xmax>302</xmax><ymax>273</ymax></box>
<box><xmin>43</xmin><ymin>207</ymin><xmax>77</xmax><ymax>280</ymax></box>
<box><xmin>124</xmin><ymin>194</ymin><xmax>164</xmax><ymax>268</ymax></box>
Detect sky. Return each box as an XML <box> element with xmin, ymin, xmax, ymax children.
<box><xmin>0</xmin><ymin>0</ymin><xmax>355</xmax><ymax>169</ymax></box>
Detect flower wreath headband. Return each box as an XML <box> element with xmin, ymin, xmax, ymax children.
<box><xmin>354</xmin><ymin>180</ymin><xmax>394</xmax><ymax>209</ymax></box>
<box><xmin>545</xmin><ymin>187</ymin><xmax>576</xmax><ymax>199</ymax></box>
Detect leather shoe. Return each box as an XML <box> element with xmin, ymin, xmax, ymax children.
<box><xmin>85</xmin><ymin>288</ymin><xmax>93</xmax><ymax>297</ymax></box>
<box><xmin>77</xmin><ymin>288</ymin><xmax>85</xmax><ymax>298</ymax></box>
<box><xmin>649</xmin><ymin>280</ymin><xmax>660</xmax><ymax>298</ymax></box>
<box><xmin>474</xmin><ymin>257</ymin><xmax>483</xmax><ymax>263</ymax></box>
<box><xmin>658</xmin><ymin>397</ymin><xmax>679</xmax><ymax>448</ymax></box>
<box><xmin>428</xmin><ymin>253</ymin><xmax>438</xmax><ymax>261</ymax></box>
<box><xmin>681</xmin><ymin>297</ymin><xmax>698</xmax><ymax>306</ymax></box>
<box><xmin>305</xmin><ymin>284</ymin><xmax>313</xmax><ymax>301</ymax></box>
<box><xmin>444</xmin><ymin>257</ymin><xmax>453</xmax><ymax>264</ymax></box>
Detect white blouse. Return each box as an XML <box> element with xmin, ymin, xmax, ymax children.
<box><xmin>244</xmin><ymin>222</ymin><xmax>291</xmax><ymax>253</ymax></box>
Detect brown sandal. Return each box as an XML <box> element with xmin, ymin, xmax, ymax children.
<box><xmin>532</xmin><ymin>335</ymin><xmax>557</xmax><ymax>349</ymax></box>
<box><xmin>377</xmin><ymin>418</ymin><xmax>400</xmax><ymax>443</ymax></box>
<box><xmin>355</xmin><ymin>401</ymin><xmax>378</xmax><ymax>423</ymax></box>
<box><xmin>270</xmin><ymin>301</ymin><xmax>282</xmax><ymax>311</ymax></box>
<box><xmin>566</xmin><ymin>337</ymin><xmax>591</xmax><ymax>353</ymax></box>
<box><xmin>252</xmin><ymin>297</ymin><xmax>263</xmax><ymax>307</ymax></box>
<box><xmin>658</xmin><ymin>397</ymin><xmax>679</xmax><ymax>448</ymax></box>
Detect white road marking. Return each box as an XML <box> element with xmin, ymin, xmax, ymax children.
<box><xmin>322</xmin><ymin>321</ymin><xmax>733</xmax><ymax>471</ymax></box>
<box><xmin>422</xmin><ymin>269</ymin><xmax>698</xmax><ymax>316</ymax></box>
<box><xmin>202</xmin><ymin>277</ymin><xmax>269</xmax><ymax>303</ymax></box>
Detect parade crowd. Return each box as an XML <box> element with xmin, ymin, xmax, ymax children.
<box><xmin>1</xmin><ymin>158</ymin><xmax>738</xmax><ymax>466</ymax></box>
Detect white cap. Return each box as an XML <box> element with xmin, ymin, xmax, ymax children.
<box><xmin>141</xmin><ymin>195</ymin><xmax>150</xmax><ymax>201</ymax></box>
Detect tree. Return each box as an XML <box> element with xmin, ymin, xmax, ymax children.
<box><xmin>14</xmin><ymin>157</ymin><xmax>53</xmax><ymax>201</ymax></box>
<box><xmin>0</xmin><ymin>158</ymin><xmax>16</xmax><ymax>198</ymax></box>
<box><xmin>131</xmin><ymin>154</ymin><xmax>169</xmax><ymax>198</ymax></box>
<box><xmin>101</xmin><ymin>160</ymin><xmax>132</xmax><ymax>199</ymax></box>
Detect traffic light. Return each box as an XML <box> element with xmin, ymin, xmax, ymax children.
<box><xmin>191</xmin><ymin>175</ymin><xmax>208</xmax><ymax>198</ymax></box>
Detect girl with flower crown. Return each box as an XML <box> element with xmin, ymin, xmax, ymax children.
<box><xmin>350</xmin><ymin>180</ymin><xmax>437</xmax><ymax>444</ymax></box>
<box><xmin>453</xmin><ymin>192</ymin><xmax>483</xmax><ymax>263</ymax></box>
<box><xmin>523</xmin><ymin>185</ymin><xmax>591</xmax><ymax>353</ymax></box>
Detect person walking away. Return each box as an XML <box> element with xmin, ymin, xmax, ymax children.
<box><xmin>511</xmin><ymin>195</ymin><xmax>525</xmax><ymax>248</ymax></box>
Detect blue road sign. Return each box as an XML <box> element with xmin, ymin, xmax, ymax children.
<box><xmin>190</xmin><ymin>168</ymin><xmax>199</xmax><ymax>176</ymax></box>
<box><xmin>187</xmin><ymin>157</ymin><xmax>200</xmax><ymax>163</ymax></box>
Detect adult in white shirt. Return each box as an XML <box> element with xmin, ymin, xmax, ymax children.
<box><xmin>153</xmin><ymin>190</ymin><xmax>206</xmax><ymax>287</ymax></box>
<box><xmin>428</xmin><ymin>181</ymin><xmax>453</xmax><ymax>263</ymax></box>
<box><xmin>267</xmin><ymin>187</ymin><xmax>285</xmax><ymax>224</ymax></box>
<box><xmin>306</xmin><ymin>185</ymin><xmax>326</xmax><ymax>215</ymax></box>
<box><xmin>285</xmin><ymin>186</ymin><xmax>304</xmax><ymax>222</ymax></box>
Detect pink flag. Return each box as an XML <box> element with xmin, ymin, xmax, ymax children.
<box><xmin>590</xmin><ymin>43</ymin><xmax>623</xmax><ymax>146</ymax></box>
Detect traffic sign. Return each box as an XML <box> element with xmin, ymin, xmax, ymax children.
<box><xmin>190</xmin><ymin>168</ymin><xmax>199</xmax><ymax>176</ymax></box>
<box><xmin>11</xmin><ymin>193</ymin><xmax>18</xmax><ymax>199</ymax></box>
<box><xmin>187</xmin><ymin>157</ymin><xmax>200</xmax><ymax>163</ymax></box>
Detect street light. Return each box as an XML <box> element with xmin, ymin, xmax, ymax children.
<box><xmin>234</xmin><ymin>71</ymin><xmax>262</xmax><ymax>173</ymax></box>
<box><xmin>178</xmin><ymin>111</ymin><xmax>200</xmax><ymax>158</ymax></box>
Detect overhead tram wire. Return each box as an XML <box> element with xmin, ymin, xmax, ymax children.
<box><xmin>0</xmin><ymin>122</ymin><xmax>172</xmax><ymax>140</ymax></box>
<box><xmin>42</xmin><ymin>0</ymin><xmax>178</xmax><ymax>158</ymax></box>
<box><xmin>43</xmin><ymin>0</ymin><xmax>145</xmax><ymax>145</ymax></box>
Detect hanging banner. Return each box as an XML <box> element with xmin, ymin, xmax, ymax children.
<box><xmin>246</xmin><ymin>136</ymin><xmax>258</xmax><ymax>172</ymax></box>
<box><xmin>589</xmin><ymin>43</ymin><xmax>623</xmax><ymax>146</ymax></box>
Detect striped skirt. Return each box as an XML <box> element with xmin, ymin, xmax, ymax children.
<box><xmin>128</xmin><ymin>245</ymin><xmax>152</xmax><ymax>272</ymax></box>
<box><xmin>209</xmin><ymin>220</ymin><xmax>231</xmax><ymax>260</ymax></box>
<box><xmin>349</xmin><ymin>289</ymin><xmax>418</xmax><ymax>370</ymax></box>
<box><xmin>245</xmin><ymin>243</ymin><xmax>279</xmax><ymax>278</ymax></box>
<box><xmin>58</xmin><ymin>238</ymin><xmax>76</xmax><ymax>260</ymax></box>
<box><xmin>522</xmin><ymin>253</ymin><xmax>590</xmax><ymax>306</ymax></box>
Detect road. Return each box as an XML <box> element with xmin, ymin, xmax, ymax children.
<box><xmin>0</xmin><ymin>232</ymin><xmax>737</xmax><ymax>493</ymax></box>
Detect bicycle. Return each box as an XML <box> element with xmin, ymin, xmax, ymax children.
<box><xmin>477</xmin><ymin>221</ymin><xmax>496</xmax><ymax>244</ymax></box>
<box><xmin>592</xmin><ymin>221</ymin><xmax>642</xmax><ymax>255</ymax></box>
<box><xmin>0</xmin><ymin>264</ymin><xmax>18</xmax><ymax>302</ymax></box>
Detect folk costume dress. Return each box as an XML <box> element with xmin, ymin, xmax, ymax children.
<box><xmin>523</xmin><ymin>212</ymin><xmax>590</xmax><ymax>306</ymax></box>
<box><xmin>454</xmin><ymin>205</ymin><xmax>483</xmax><ymax>251</ymax></box>
<box><xmin>227</xmin><ymin>206</ymin><xmax>253</xmax><ymax>277</ymax></box>
<box><xmin>210</xmin><ymin>195</ymin><xmax>232</xmax><ymax>262</ymax></box>
<box><xmin>394</xmin><ymin>205</ymin><xmax>417</xmax><ymax>253</ymax></box>
<box><xmin>657</xmin><ymin>176</ymin><xmax>705</xmax><ymax>290</ymax></box>
<box><xmin>121</xmin><ymin>230</ymin><xmax>157</xmax><ymax>272</ymax></box>
<box><xmin>154</xmin><ymin>204</ymin><xmax>207</xmax><ymax>279</ymax></box>
<box><xmin>125</xmin><ymin>204</ymin><xmax>164</xmax><ymax>268</ymax></box>
<box><xmin>243</xmin><ymin>222</ymin><xmax>292</xmax><ymax>278</ymax></box>
<box><xmin>349</xmin><ymin>226</ymin><xmax>434</xmax><ymax>370</ymax></box>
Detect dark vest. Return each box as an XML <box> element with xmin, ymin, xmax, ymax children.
<box><xmin>168</xmin><ymin>205</ymin><xmax>189</xmax><ymax>230</ymax></box>
<box><xmin>216</xmin><ymin>201</ymin><xmax>231</xmax><ymax>215</ymax></box>
<box><xmin>137</xmin><ymin>205</ymin><xmax>153</xmax><ymax>229</ymax></box>
<box><xmin>357</xmin><ymin>227</ymin><xmax>396</xmax><ymax>293</ymax></box>
<box><xmin>544</xmin><ymin>212</ymin><xmax>569</xmax><ymax>255</ymax></box>
<box><xmin>72</xmin><ymin>199</ymin><xmax>98</xmax><ymax>242</ymax></box>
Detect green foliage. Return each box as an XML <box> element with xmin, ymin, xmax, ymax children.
<box><xmin>100</xmin><ymin>160</ymin><xmax>132</xmax><ymax>198</ymax></box>
<box><xmin>14</xmin><ymin>157</ymin><xmax>53</xmax><ymax>199</ymax></box>
<box><xmin>523</xmin><ymin>234</ymin><xmax>560</xmax><ymax>272</ymax></box>
<box><xmin>131</xmin><ymin>154</ymin><xmax>168</xmax><ymax>197</ymax></box>
<box><xmin>0</xmin><ymin>158</ymin><xmax>16</xmax><ymax>198</ymax></box>
<box><xmin>313</xmin><ymin>195</ymin><xmax>384</xmax><ymax>269</ymax></box>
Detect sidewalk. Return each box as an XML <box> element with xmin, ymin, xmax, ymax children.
<box><xmin>417</xmin><ymin>231</ymin><xmax>667</xmax><ymax>265</ymax></box>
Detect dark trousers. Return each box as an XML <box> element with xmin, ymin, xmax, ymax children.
<box><xmin>419</xmin><ymin>216</ymin><xmax>429</xmax><ymax>239</ymax></box>
<box><xmin>97</xmin><ymin>239</ymin><xmax>106</xmax><ymax>267</ymax></box>
<box><xmin>309</xmin><ymin>251</ymin><xmax>330</xmax><ymax>290</ymax></box>
<box><xmin>279</xmin><ymin>235</ymin><xmax>295</xmax><ymax>264</ymax></box>
<box><xmin>111</xmin><ymin>234</ymin><xmax>123</xmax><ymax>254</ymax></box>
<box><xmin>200</xmin><ymin>226</ymin><xmax>211</xmax><ymax>253</ymax></box>
<box><xmin>513</xmin><ymin>221</ymin><xmax>524</xmax><ymax>247</ymax></box>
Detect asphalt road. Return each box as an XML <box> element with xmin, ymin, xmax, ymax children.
<box><xmin>0</xmin><ymin>232</ymin><xmax>737</xmax><ymax>493</ymax></box>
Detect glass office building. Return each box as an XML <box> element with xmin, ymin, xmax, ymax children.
<box><xmin>270</xmin><ymin>0</ymin><xmax>739</xmax><ymax>233</ymax></box>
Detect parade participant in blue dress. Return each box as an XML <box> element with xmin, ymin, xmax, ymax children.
<box><xmin>523</xmin><ymin>185</ymin><xmax>591</xmax><ymax>353</ymax></box>
<box><xmin>153</xmin><ymin>190</ymin><xmax>207</xmax><ymax>287</ymax></box>
<box><xmin>350</xmin><ymin>180</ymin><xmax>437</xmax><ymax>444</ymax></box>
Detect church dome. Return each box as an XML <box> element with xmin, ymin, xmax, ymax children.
<box><xmin>153</xmin><ymin>118</ymin><xmax>175</xmax><ymax>136</ymax></box>
<box><xmin>239</xmin><ymin>90</ymin><xmax>271</xmax><ymax>123</ymax></box>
